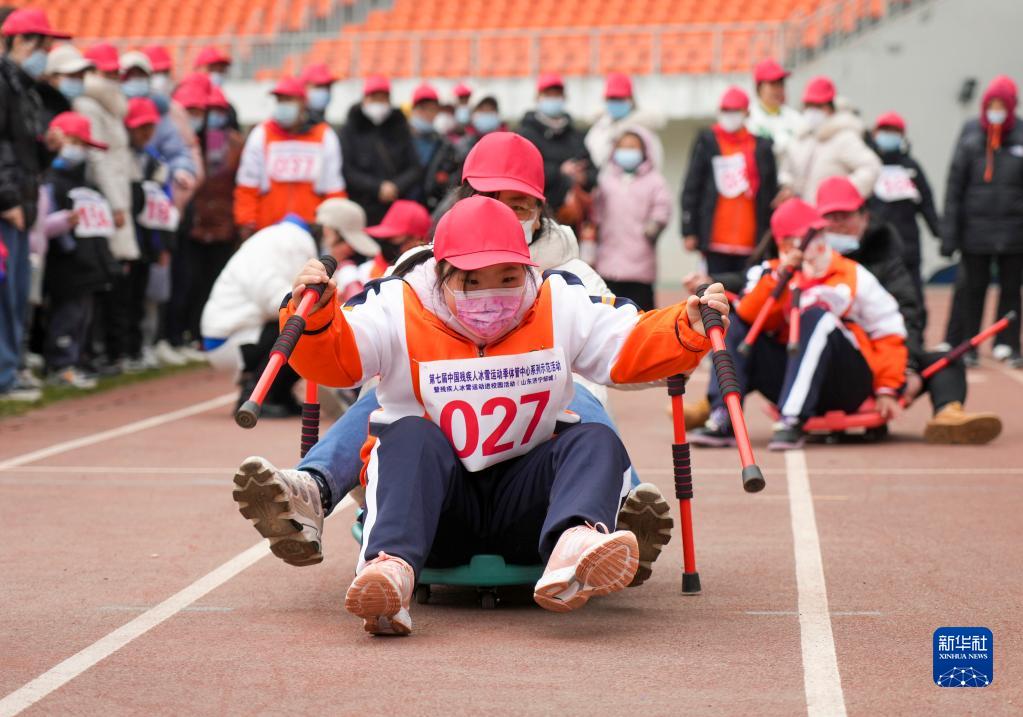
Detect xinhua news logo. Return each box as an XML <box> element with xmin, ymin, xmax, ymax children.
<box><xmin>933</xmin><ymin>627</ymin><xmax>993</xmax><ymax>687</ymax></box>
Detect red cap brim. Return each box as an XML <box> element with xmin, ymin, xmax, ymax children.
<box><xmin>365</xmin><ymin>224</ymin><xmax>400</xmax><ymax>238</ymax></box>
<box><xmin>85</xmin><ymin>138</ymin><xmax>108</xmax><ymax>150</ymax></box>
<box><xmin>445</xmin><ymin>250</ymin><xmax>538</xmax><ymax>271</ymax></box>
<box><xmin>817</xmin><ymin>200</ymin><xmax>862</xmax><ymax>216</ymax></box>
<box><xmin>465</xmin><ymin>175</ymin><xmax>545</xmax><ymax>201</ymax></box>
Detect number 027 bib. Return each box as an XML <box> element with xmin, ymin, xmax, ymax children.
<box><xmin>418</xmin><ymin>347</ymin><xmax>572</xmax><ymax>472</ymax></box>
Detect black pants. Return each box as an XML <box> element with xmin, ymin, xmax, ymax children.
<box><xmin>904</xmin><ymin>253</ymin><xmax>928</xmax><ymax>333</ymax></box>
<box><xmin>44</xmin><ymin>293</ymin><xmax>94</xmax><ymax>372</ymax></box>
<box><xmin>239</xmin><ymin>321</ymin><xmax>298</xmax><ymax>405</ymax></box>
<box><xmin>919</xmin><ymin>350</ymin><xmax>966</xmax><ymax>414</ymax></box>
<box><xmin>361</xmin><ymin>418</ymin><xmax>630</xmax><ymax>577</ymax></box>
<box><xmin>959</xmin><ymin>253</ymin><xmax>1023</xmax><ymax>352</ymax></box>
<box><xmin>605</xmin><ymin>279</ymin><xmax>655</xmax><ymax>311</ymax></box>
<box><xmin>103</xmin><ymin>260</ymin><xmax>149</xmax><ymax>361</ymax></box>
<box><xmin>705</xmin><ymin>252</ymin><xmax>750</xmax><ymax>276</ymax></box>
<box><xmin>165</xmin><ymin>238</ymin><xmax>234</xmax><ymax>346</ymax></box>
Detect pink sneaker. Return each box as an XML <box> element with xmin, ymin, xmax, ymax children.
<box><xmin>534</xmin><ymin>523</ymin><xmax>639</xmax><ymax>612</ymax></box>
<box><xmin>344</xmin><ymin>552</ymin><xmax>415</xmax><ymax>635</ymax></box>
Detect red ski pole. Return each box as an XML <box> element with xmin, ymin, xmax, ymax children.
<box><xmin>667</xmin><ymin>373</ymin><xmax>700</xmax><ymax>594</ymax></box>
<box><xmin>737</xmin><ymin>233</ymin><xmax>814</xmax><ymax>357</ymax></box>
<box><xmin>921</xmin><ymin>311</ymin><xmax>1017</xmax><ymax>380</ymax></box>
<box><xmin>236</xmin><ymin>254</ymin><xmax>338</xmax><ymax>429</ymax></box>
<box><xmin>696</xmin><ymin>285</ymin><xmax>766</xmax><ymax>493</ymax></box>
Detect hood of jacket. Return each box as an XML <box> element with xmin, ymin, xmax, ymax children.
<box><xmin>981</xmin><ymin>75</ymin><xmax>1018</xmax><ymax>132</ymax></box>
<box><xmin>83</xmin><ymin>74</ymin><xmax>128</xmax><ymax>118</ymax></box>
<box><xmin>608</xmin><ymin>122</ymin><xmax>663</xmax><ymax>174</ymax></box>
<box><xmin>814</xmin><ymin>109</ymin><xmax>865</xmax><ymax>142</ymax></box>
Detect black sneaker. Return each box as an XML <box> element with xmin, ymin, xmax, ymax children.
<box><xmin>963</xmin><ymin>350</ymin><xmax>980</xmax><ymax>368</ymax></box>
<box><xmin>768</xmin><ymin>421</ymin><xmax>805</xmax><ymax>451</ymax></box>
<box><xmin>689</xmin><ymin>422</ymin><xmax>737</xmax><ymax>448</ymax></box>
<box><xmin>1007</xmin><ymin>353</ymin><xmax>1023</xmax><ymax>370</ymax></box>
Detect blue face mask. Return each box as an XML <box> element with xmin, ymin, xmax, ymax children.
<box><xmin>874</xmin><ymin>131</ymin><xmax>903</xmax><ymax>153</ymax></box>
<box><xmin>58</xmin><ymin>144</ymin><xmax>87</xmax><ymax>167</ymax></box>
<box><xmin>272</xmin><ymin>101</ymin><xmax>301</xmax><ymax>127</ymax></box>
<box><xmin>207</xmin><ymin>110</ymin><xmax>228</xmax><ymax>129</ymax></box>
<box><xmin>121</xmin><ymin>78</ymin><xmax>151</xmax><ymax>99</ymax></box>
<box><xmin>472</xmin><ymin>112</ymin><xmax>501</xmax><ymax>134</ymax></box>
<box><xmin>58</xmin><ymin>77</ymin><xmax>85</xmax><ymax>101</ymax></box>
<box><xmin>410</xmin><ymin>114</ymin><xmax>434</xmax><ymax>133</ymax></box>
<box><xmin>537</xmin><ymin>97</ymin><xmax>565</xmax><ymax>118</ymax></box>
<box><xmin>613</xmin><ymin>147</ymin><xmax>643</xmax><ymax>172</ymax></box>
<box><xmin>824</xmin><ymin>231</ymin><xmax>860</xmax><ymax>255</ymax></box>
<box><xmin>606</xmin><ymin>99</ymin><xmax>632</xmax><ymax>121</ymax></box>
<box><xmin>21</xmin><ymin>49</ymin><xmax>48</xmax><ymax>80</ymax></box>
<box><xmin>307</xmin><ymin>87</ymin><xmax>330</xmax><ymax>112</ymax></box>
<box><xmin>455</xmin><ymin>105</ymin><xmax>471</xmax><ymax>125</ymax></box>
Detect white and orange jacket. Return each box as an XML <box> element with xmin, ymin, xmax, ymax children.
<box><xmin>282</xmin><ymin>260</ymin><xmax>710</xmax><ymax>475</ymax></box>
<box><xmin>234</xmin><ymin>120</ymin><xmax>345</xmax><ymax>231</ymax></box>
<box><xmin>737</xmin><ymin>252</ymin><xmax>907</xmax><ymax>394</ymax></box>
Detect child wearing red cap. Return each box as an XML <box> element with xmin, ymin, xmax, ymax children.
<box><xmin>746</xmin><ymin>58</ymin><xmax>803</xmax><ymax>162</ymax></box>
<box><xmin>38</xmin><ymin>113</ymin><xmax>116</xmax><ymax>388</ymax></box>
<box><xmin>691</xmin><ymin>198</ymin><xmax>907</xmax><ymax>451</ymax></box>
<box><xmin>229</xmin><ymin>195</ymin><xmax>727</xmax><ymax>634</ymax></box>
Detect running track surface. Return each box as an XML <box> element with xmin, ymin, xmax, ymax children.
<box><xmin>1</xmin><ymin>289</ymin><xmax>1020</xmax><ymax>716</ymax></box>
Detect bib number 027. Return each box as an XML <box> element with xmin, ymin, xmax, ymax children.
<box><xmin>439</xmin><ymin>390</ymin><xmax>550</xmax><ymax>459</ymax></box>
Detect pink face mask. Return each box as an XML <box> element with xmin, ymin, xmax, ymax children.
<box><xmin>445</xmin><ymin>284</ymin><xmax>525</xmax><ymax>341</ymax></box>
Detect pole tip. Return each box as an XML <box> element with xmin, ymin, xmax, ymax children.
<box><xmin>742</xmin><ymin>465</ymin><xmax>766</xmax><ymax>493</ymax></box>
<box><xmin>1006</xmin><ymin>310</ymin><xmax>1018</xmax><ymax>322</ymax></box>
<box><xmin>235</xmin><ymin>400</ymin><xmax>261</xmax><ymax>429</ymax></box>
<box><xmin>737</xmin><ymin>342</ymin><xmax>751</xmax><ymax>357</ymax></box>
<box><xmin>682</xmin><ymin>571</ymin><xmax>702</xmax><ymax>594</ymax></box>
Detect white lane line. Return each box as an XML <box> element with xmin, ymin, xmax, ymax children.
<box><xmin>745</xmin><ymin>611</ymin><xmax>880</xmax><ymax>617</ymax></box>
<box><xmin>637</xmin><ymin>466</ymin><xmax>1023</xmax><ymax>476</ymax></box>
<box><xmin>0</xmin><ymin>496</ymin><xmax>353</xmax><ymax>717</ymax></box>
<box><xmin>0</xmin><ymin>393</ymin><xmax>236</xmax><ymax>471</ymax></box>
<box><xmin>786</xmin><ymin>450</ymin><xmax>847</xmax><ymax>717</ymax></box>
<box><xmin>0</xmin><ymin>466</ymin><xmax>234</xmax><ymax>474</ymax></box>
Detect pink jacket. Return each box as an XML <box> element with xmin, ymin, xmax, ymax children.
<box><xmin>592</xmin><ymin>125</ymin><xmax>672</xmax><ymax>284</ymax></box>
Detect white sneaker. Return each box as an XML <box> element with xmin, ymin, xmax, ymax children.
<box><xmin>140</xmin><ymin>347</ymin><xmax>160</xmax><ymax>370</ymax></box>
<box><xmin>47</xmin><ymin>367</ymin><xmax>98</xmax><ymax>390</ymax></box>
<box><xmin>993</xmin><ymin>344</ymin><xmax>1013</xmax><ymax>361</ymax></box>
<box><xmin>534</xmin><ymin>523</ymin><xmax>638</xmax><ymax>612</ymax></box>
<box><xmin>932</xmin><ymin>342</ymin><xmax>952</xmax><ymax>353</ymax></box>
<box><xmin>119</xmin><ymin>357</ymin><xmax>148</xmax><ymax>374</ymax></box>
<box><xmin>18</xmin><ymin>368</ymin><xmax>42</xmax><ymax>389</ymax></box>
<box><xmin>177</xmin><ymin>345</ymin><xmax>207</xmax><ymax>363</ymax></box>
<box><xmin>153</xmin><ymin>340</ymin><xmax>187</xmax><ymax>367</ymax></box>
<box><xmin>344</xmin><ymin>552</ymin><xmax>415</xmax><ymax>635</ymax></box>
<box><xmin>0</xmin><ymin>384</ymin><xmax>42</xmax><ymax>402</ymax></box>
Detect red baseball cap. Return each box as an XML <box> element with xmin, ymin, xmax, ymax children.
<box><xmin>207</xmin><ymin>85</ymin><xmax>230</xmax><ymax>110</ymax></box>
<box><xmin>803</xmin><ymin>76</ymin><xmax>836</xmax><ymax>105</ymax></box>
<box><xmin>771</xmin><ymin>199</ymin><xmax>827</xmax><ymax>242</ymax></box>
<box><xmin>142</xmin><ymin>45</ymin><xmax>173</xmax><ymax>73</ymax></box>
<box><xmin>453</xmin><ymin>82</ymin><xmax>472</xmax><ymax>99</ymax></box>
<box><xmin>300</xmin><ymin>62</ymin><xmax>335</xmax><ymax>86</ymax></box>
<box><xmin>462</xmin><ymin>132</ymin><xmax>545</xmax><ymax>201</ymax></box>
<box><xmin>604</xmin><ymin>72</ymin><xmax>633</xmax><ymax>99</ymax></box>
<box><xmin>125</xmin><ymin>97</ymin><xmax>161</xmax><ymax>129</ymax></box>
<box><xmin>50</xmin><ymin>112</ymin><xmax>107</xmax><ymax>149</ymax></box>
<box><xmin>537</xmin><ymin>72</ymin><xmax>564</xmax><ymax>93</ymax></box>
<box><xmin>434</xmin><ymin>196</ymin><xmax>538</xmax><ymax>271</ymax></box>
<box><xmin>720</xmin><ymin>86</ymin><xmax>749</xmax><ymax>111</ymax></box>
<box><xmin>753</xmin><ymin>58</ymin><xmax>789</xmax><ymax>83</ymax></box>
<box><xmin>1</xmin><ymin>8</ymin><xmax>70</xmax><ymax>38</ymax></box>
<box><xmin>173</xmin><ymin>74</ymin><xmax>211</xmax><ymax>109</ymax></box>
<box><xmin>84</xmin><ymin>43</ymin><xmax>120</xmax><ymax>73</ymax></box>
<box><xmin>271</xmin><ymin>76</ymin><xmax>306</xmax><ymax>99</ymax></box>
<box><xmin>874</xmin><ymin>111</ymin><xmax>906</xmax><ymax>133</ymax></box>
<box><xmin>412</xmin><ymin>83</ymin><xmax>439</xmax><ymax>106</ymax></box>
<box><xmin>365</xmin><ymin>200</ymin><xmax>432</xmax><ymax>240</ymax></box>
<box><xmin>816</xmin><ymin>176</ymin><xmax>865</xmax><ymax>216</ymax></box>
<box><xmin>363</xmin><ymin>75</ymin><xmax>390</xmax><ymax>95</ymax></box>
<box><xmin>195</xmin><ymin>46</ymin><xmax>231</xmax><ymax>68</ymax></box>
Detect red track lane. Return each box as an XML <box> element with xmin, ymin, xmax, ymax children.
<box><xmin>1</xmin><ymin>288</ymin><xmax>1020</xmax><ymax>715</ymax></box>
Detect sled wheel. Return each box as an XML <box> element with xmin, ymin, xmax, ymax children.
<box><xmin>865</xmin><ymin>425</ymin><xmax>889</xmax><ymax>442</ymax></box>
<box><xmin>415</xmin><ymin>584</ymin><xmax>431</xmax><ymax>605</ymax></box>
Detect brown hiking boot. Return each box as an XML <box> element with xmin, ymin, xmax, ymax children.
<box><xmin>232</xmin><ymin>456</ymin><xmax>325</xmax><ymax>566</ymax></box>
<box><xmin>663</xmin><ymin>396</ymin><xmax>712</xmax><ymax>430</ymax></box>
<box><xmin>617</xmin><ymin>483</ymin><xmax>673</xmax><ymax>586</ymax></box>
<box><xmin>924</xmin><ymin>402</ymin><xmax>1002</xmax><ymax>445</ymax></box>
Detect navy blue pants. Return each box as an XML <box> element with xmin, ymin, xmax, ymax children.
<box><xmin>359</xmin><ymin>417</ymin><xmax>631</xmax><ymax>577</ymax></box>
<box><xmin>710</xmin><ymin>307</ymin><xmax>874</xmax><ymax>421</ymax></box>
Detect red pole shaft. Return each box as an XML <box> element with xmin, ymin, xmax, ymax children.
<box><xmin>670</xmin><ymin>390</ymin><xmax>697</xmax><ymax>581</ymax></box>
<box><xmin>708</xmin><ymin>325</ymin><xmax>758</xmax><ymax>471</ymax></box>
<box><xmin>305</xmin><ymin>381</ymin><xmax>318</xmax><ymax>403</ymax></box>
<box><xmin>248</xmin><ymin>353</ymin><xmax>286</xmax><ymax>406</ymax></box>
<box><xmin>742</xmin><ymin>294</ymin><xmax>777</xmax><ymax>348</ymax></box>
<box><xmin>921</xmin><ymin>314</ymin><xmax>1014</xmax><ymax>380</ymax></box>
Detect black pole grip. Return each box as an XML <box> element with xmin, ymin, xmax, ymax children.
<box><xmin>235</xmin><ymin>399</ymin><xmax>261</xmax><ymax>429</ymax></box>
<box><xmin>667</xmin><ymin>374</ymin><xmax>687</xmax><ymax>397</ymax></box>
<box><xmin>769</xmin><ymin>265</ymin><xmax>794</xmax><ymax>300</ymax></box>
<box><xmin>306</xmin><ymin>254</ymin><xmax>339</xmax><ymax>300</ymax></box>
<box><xmin>695</xmin><ymin>283</ymin><xmax>726</xmax><ymax>335</ymax></box>
<box><xmin>299</xmin><ymin>402</ymin><xmax>320</xmax><ymax>458</ymax></box>
<box><xmin>672</xmin><ymin>442</ymin><xmax>693</xmax><ymax>500</ymax></box>
<box><xmin>742</xmin><ymin>465</ymin><xmax>766</xmax><ymax>493</ymax></box>
<box><xmin>271</xmin><ymin>314</ymin><xmax>307</xmax><ymax>360</ymax></box>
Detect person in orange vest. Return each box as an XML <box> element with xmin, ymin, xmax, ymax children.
<box><xmin>234</xmin><ymin>76</ymin><xmax>345</xmax><ymax>239</ymax></box>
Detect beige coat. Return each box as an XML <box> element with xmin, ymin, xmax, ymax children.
<box><xmin>74</xmin><ymin>75</ymin><xmax>139</xmax><ymax>261</ymax></box>
<box><xmin>779</xmin><ymin>110</ymin><xmax>882</xmax><ymax>201</ymax></box>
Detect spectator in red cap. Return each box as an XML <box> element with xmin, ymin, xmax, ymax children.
<box><xmin>339</xmin><ymin>75</ymin><xmax>422</xmax><ymax>225</ymax></box>
<box><xmin>747</xmin><ymin>58</ymin><xmax>803</xmax><ymax>162</ymax></box>
<box><xmin>36</xmin><ymin>111</ymin><xmax>115</xmax><ymax>389</ymax></box>
<box><xmin>865</xmin><ymin>111</ymin><xmax>940</xmax><ymax>315</ymax></box>
<box><xmin>234</xmin><ymin>76</ymin><xmax>345</xmax><ymax>236</ymax></box>
<box><xmin>452</xmin><ymin>82</ymin><xmax>472</xmax><ymax>133</ymax></box>
<box><xmin>194</xmin><ymin>46</ymin><xmax>231</xmax><ymax>87</ymax></box>
<box><xmin>0</xmin><ymin>7</ymin><xmax>69</xmax><ymax>399</ymax></box>
<box><xmin>584</xmin><ymin>72</ymin><xmax>665</xmax><ymax>170</ymax></box>
<box><xmin>681</xmin><ymin>86</ymin><xmax>778</xmax><ymax>275</ymax></box>
<box><xmin>942</xmin><ymin>75</ymin><xmax>1023</xmax><ymax>367</ymax></box>
<box><xmin>407</xmin><ymin>83</ymin><xmax>459</xmax><ymax>212</ymax></box>
<box><xmin>778</xmin><ymin>75</ymin><xmax>880</xmax><ymax>203</ymax></box>
<box><xmin>453</xmin><ymin>95</ymin><xmax>504</xmax><ymax>162</ymax></box>
<box><xmin>517</xmin><ymin>72</ymin><xmax>596</xmax><ymax>223</ymax></box>
<box><xmin>300</xmin><ymin>62</ymin><xmax>336</xmax><ymax>125</ymax></box>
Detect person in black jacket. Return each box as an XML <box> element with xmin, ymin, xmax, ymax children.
<box><xmin>681</xmin><ymin>86</ymin><xmax>777</xmax><ymax>275</ymax></box>
<box><xmin>516</xmin><ymin>73</ymin><xmax>596</xmax><ymax>222</ymax></box>
<box><xmin>338</xmin><ymin>75</ymin><xmax>422</xmax><ymax>227</ymax></box>
<box><xmin>867</xmin><ymin>111</ymin><xmax>941</xmax><ymax>318</ymax></box>
<box><xmin>406</xmin><ymin>83</ymin><xmax>459</xmax><ymax>212</ymax></box>
<box><xmin>942</xmin><ymin>75</ymin><xmax>1023</xmax><ymax>366</ymax></box>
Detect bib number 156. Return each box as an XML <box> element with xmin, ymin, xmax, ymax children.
<box><xmin>439</xmin><ymin>390</ymin><xmax>550</xmax><ymax>459</ymax></box>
